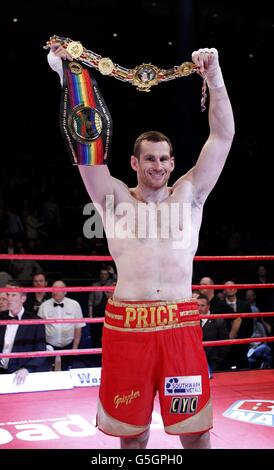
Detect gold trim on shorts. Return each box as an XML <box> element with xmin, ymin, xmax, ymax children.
<box><xmin>105</xmin><ymin>310</ymin><xmax>123</xmax><ymax>320</ymax></box>
<box><xmin>164</xmin><ymin>398</ymin><xmax>213</xmax><ymax>435</ymax></box>
<box><xmin>104</xmin><ymin>319</ymin><xmax>200</xmax><ymax>333</ymax></box>
<box><xmin>97</xmin><ymin>399</ymin><xmax>149</xmax><ymax>437</ymax></box>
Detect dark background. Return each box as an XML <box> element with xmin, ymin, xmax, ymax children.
<box><xmin>2</xmin><ymin>0</ymin><xmax>274</xmax><ymax>266</ymax></box>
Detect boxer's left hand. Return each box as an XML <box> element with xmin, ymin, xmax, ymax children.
<box><xmin>192</xmin><ymin>48</ymin><xmax>219</xmax><ymax>75</ymax></box>
<box><xmin>192</xmin><ymin>48</ymin><xmax>224</xmax><ymax>89</ymax></box>
<box><xmin>13</xmin><ymin>368</ymin><xmax>29</xmax><ymax>386</ymax></box>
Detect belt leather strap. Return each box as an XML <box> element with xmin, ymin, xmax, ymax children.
<box><xmin>60</xmin><ymin>60</ymin><xmax>112</xmax><ymax>165</ymax></box>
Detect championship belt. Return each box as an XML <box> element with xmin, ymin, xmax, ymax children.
<box><xmin>44</xmin><ymin>36</ymin><xmax>207</xmax><ymax>110</ymax></box>
<box><xmin>60</xmin><ymin>60</ymin><xmax>112</xmax><ymax>165</ymax></box>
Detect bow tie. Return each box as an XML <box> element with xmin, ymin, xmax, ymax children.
<box><xmin>54</xmin><ymin>302</ymin><xmax>64</xmax><ymax>308</ymax></box>
<box><xmin>9</xmin><ymin>315</ymin><xmax>19</xmax><ymax>320</ymax></box>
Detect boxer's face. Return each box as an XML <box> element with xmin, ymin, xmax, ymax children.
<box><xmin>131</xmin><ymin>140</ymin><xmax>174</xmax><ymax>190</ymax></box>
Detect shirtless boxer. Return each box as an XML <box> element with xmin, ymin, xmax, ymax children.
<box><xmin>48</xmin><ymin>44</ymin><xmax>234</xmax><ymax>449</ymax></box>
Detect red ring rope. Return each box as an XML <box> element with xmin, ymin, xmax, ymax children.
<box><xmin>0</xmin><ymin>254</ymin><xmax>274</xmax><ymax>261</ymax></box>
<box><xmin>0</xmin><ymin>311</ymin><xmax>273</xmax><ymax>326</ymax></box>
<box><xmin>0</xmin><ymin>252</ymin><xmax>273</xmax><ymax>362</ymax></box>
<box><xmin>1</xmin><ymin>335</ymin><xmax>274</xmax><ymax>361</ymax></box>
<box><xmin>1</xmin><ymin>283</ymin><xmax>274</xmax><ymax>294</ymax></box>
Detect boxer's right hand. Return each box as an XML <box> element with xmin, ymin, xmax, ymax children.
<box><xmin>50</xmin><ymin>43</ymin><xmax>73</xmax><ymax>61</ymax></box>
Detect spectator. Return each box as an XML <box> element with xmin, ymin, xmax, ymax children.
<box><xmin>0</xmin><ymin>280</ymin><xmax>49</xmax><ymax>384</ymax></box>
<box><xmin>25</xmin><ymin>208</ymin><xmax>47</xmax><ymax>241</ymax></box>
<box><xmin>89</xmin><ymin>279</ymin><xmax>115</xmax><ymax>367</ymax></box>
<box><xmin>6</xmin><ymin>207</ymin><xmax>24</xmax><ymax>242</ymax></box>
<box><xmin>223</xmin><ymin>280</ymin><xmax>253</xmax><ymax>369</ymax></box>
<box><xmin>245</xmin><ymin>288</ymin><xmax>271</xmax><ymax>334</ymax></box>
<box><xmin>198</xmin><ymin>294</ymin><xmax>230</xmax><ymax>373</ymax></box>
<box><xmin>254</xmin><ymin>266</ymin><xmax>274</xmax><ymax>365</ymax></box>
<box><xmin>245</xmin><ymin>289</ymin><xmax>272</xmax><ymax>369</ymax></box>
<box><xmin>247</xmin><ymin>320</ymin><xmax>272</xmax><ymax>369</ymax></box>
<box><xmin>254</xmin><ymin>265</ymin><xmax>273</xmax><ymax>313</ymax></box>
<box><xmin>245</xmin><ymin>289</ymin><xmax>259</xmax><ymax>313</ymax></box>
<box><xmin>104</xmin><ymin>265</ymin><xmax>117</xmax><ymax>281</ymax></box>
<box><xmin>38</xmin><ymin>280</ymin><xmax>86</xmax><ymax>370</ymax></box>
<box><xmin>10</xmin><ymin>246</ymin><xmax>43</xmax><ymax>283</ymax></box>
<box><xmin>199</xmin><ymin>276</ymin><xmax>233</xmax><ymax>315</ymax></box>
<box><xmin>25</xmin><ymin>272</ymin><xmax>51</xmax><ymax>314</ymax></box>
<box><xmin>0</xmin><ymin>292</ymin><xmax>8</xmax><ymax>311</ymax></box>
<box><xmin>257</xmin><ymin>265</ymin><xmax>267</xmax><ymax>284</ymax></box>
<box><xmin>88</xmin><ymin>268</ymin><xmax>113</xmax><ymax>317</ymax></box>
<box><xmin>216</xmin><ymin>291</ymin><xmax>225</xmax><ymax>302</ymax></box>
<box><xmin>0</xmin><ymin>266</ymin><xmax>12</xmax><ymax>288</ymax></box>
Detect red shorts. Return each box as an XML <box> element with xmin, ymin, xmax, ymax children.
<box><xmin>97</xmin><ymin>298</ymin><xmax>212</xmax><ymax>437</ymax></box>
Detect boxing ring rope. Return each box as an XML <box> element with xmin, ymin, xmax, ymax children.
<box><xmin>2</xmin><ymin>332</ymin><xmax>274</xmax><ymax>361</ymax></box>
<box><xmin>1</xmin><ymin>283</ymin><xmax>274</xmax><ymax>293</ymax></box>
<box><xmin>0</xmin><ymin>312</ymin><xmax>274</xmax><ymax>360</ymax></box>
<box><xmin>0</xmin><ymin>253</ymin><xmax>273</xmax><ymax>361</ymax></box>
<box><xmin>1</xmin><ymin>254</ymin><xmax>274</xmax><ymax>262</ymax></box>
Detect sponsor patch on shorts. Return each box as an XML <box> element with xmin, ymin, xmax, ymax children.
<box><xmin>170</xmin><ymin>396</ymin><xmax>198</xmax><ymax>414</ymax></box>
<box><xmin>165</xmin><ymin>376</ymin><xmax>202</xmax><ymax>396</ymax></box>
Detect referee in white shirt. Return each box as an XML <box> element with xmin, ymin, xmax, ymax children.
<box><xmin>38</xmin><ymin>280</ymin><xmax>86</xmax><ymax>370</ymax></box>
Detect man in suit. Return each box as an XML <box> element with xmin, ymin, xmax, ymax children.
<box><xmin>0</xmin><ymin>280</ymin><xmax>48</xmax><ymax>385</ymax></box>
<box><xmin>199</xmin><ymin>276</ymin><xmax>234</xmax><ymax>315</ymax></box>
<box><xmin>198</xmin><ymin>294</ymin><xmax>230</xmax><ymax>372</ymax></box>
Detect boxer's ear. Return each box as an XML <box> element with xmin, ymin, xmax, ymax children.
<box><xmin>130</xmin><ymin>155</ymin><xmax>139</xmax><ymax>172</ymax></box>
